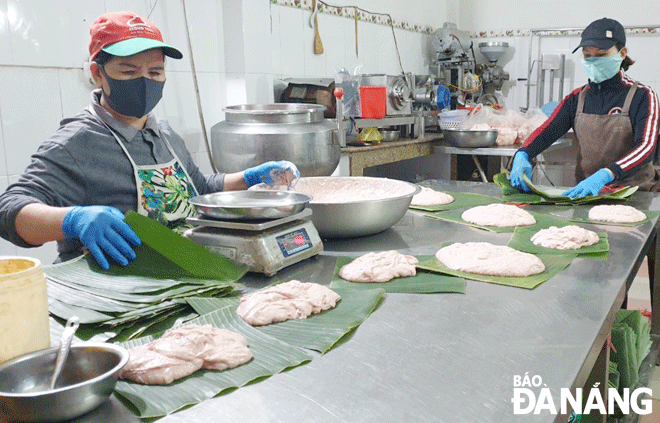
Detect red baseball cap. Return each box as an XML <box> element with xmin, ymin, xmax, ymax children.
<box><xmin>89</xmin><ymin>11</ymin><xmax>182</xmax><ymax>61</ymax></box>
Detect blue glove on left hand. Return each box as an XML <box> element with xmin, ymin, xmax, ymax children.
<box><xmin>562</xmin><ymin>168</ymin><xmax>614</xmax><ymax>199</ymax></box>
<box><xmin>510</xmin><ymin>151</ymin><xmax>533</xmax><ymax>192</ymax></box>
<box><xmin>243</xmin><ymin>160</ymin><xmax>301</xmax><ymax>188</ymax></box>
<box><xmin>62</xmin><ymin>206</ymin><xmax>141</xmax><ymax>270</ymax></box>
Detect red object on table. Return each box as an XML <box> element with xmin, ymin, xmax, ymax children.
<box><xmin>359</xmin><ymin>86</ymin><xmax>387</xmax><ymax>119</ymax></box>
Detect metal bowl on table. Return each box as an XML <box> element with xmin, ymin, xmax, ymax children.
<box><xmin>0</xmin><ymin>343</ymin><xmax>129</xmax><ymax>423</ymax></box>
<box><xmin>190</xmin><ymin>190</ymin><xmax>313</xmax><ymax>220</ymax></box>
<box><xmin>442</xmin><ymin>128</ymin><xmax>498</xmax><ymax>148</ymax></box>
<box><xmin>295</xmin><ymin>177</ymin><xmax>420</xmax><ymax>238</ymax></box>
<box><xmin>379</xmin><ymin>129</ymin><xmax>400</xmax><ymax>142</ymax></box>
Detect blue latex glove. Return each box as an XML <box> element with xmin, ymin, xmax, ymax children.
<box><xmin>510</xmin><ymin>151</ymin><xmax>533</xmax><ymax>192</ymax></box>
<box><xmin>562</xmin><ymin>168</ymin><xmax>614</xmax><ymax>199</ymax></box>
<box><xmin>540</xmin><ymin>101</ymin><xmax>559</xmax><ymax>117</ymax></box>
<box><xmin>62</xmin><ymin>206</ymin><xmax>141</xmax><ymax>270</ymax></box>
<box><xmin>243</xmin><ymin>160</ymin><xmax>301</xmax><ymax>188</ymax></box>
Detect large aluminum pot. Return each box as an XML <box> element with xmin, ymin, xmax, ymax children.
<box><xmin>210</xmin><ymin>104</ymin><xmax>340</xmax><ymax>177</ymax></box>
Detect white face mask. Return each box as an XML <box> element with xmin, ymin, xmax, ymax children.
<box><xmin>581</xmin><ymin>53</ymin><xmax>624</xmax><ymax>83</ymax></box>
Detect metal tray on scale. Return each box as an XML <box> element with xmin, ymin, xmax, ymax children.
<box><xmin>189</xmin><ymin>191</ymin><xmax>312</xmax><ymax>221</ymax></box>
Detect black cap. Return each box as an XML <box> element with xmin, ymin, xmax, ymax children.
<box><xmin>572</xmin><ymin>18</ymin><xmax>626</xmax><ymax>53</ymax></box>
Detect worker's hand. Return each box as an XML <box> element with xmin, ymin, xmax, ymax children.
<box><xmin>562</xmin><ymin>168</ymin><xmax>614</xmax><ymax>199</ymax></box>
<box><xmin>62</xmin><ymin>206</ymin><xmax>141</xmax><ymax>270</ymax></box>
<box><xmin>510</xmin><ymin>151</ymin><xmax>533</xmax><ymax>192</ymax></box>
<box><xmin>243</xmin><ymin>161</ymin><xmax>301</xmax><ymax>188</ymax></box>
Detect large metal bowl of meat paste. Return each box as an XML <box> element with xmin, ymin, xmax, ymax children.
<box><xmin>293</xmin><ymin>176</ymin><xmax>420</xmax><ymax>238</ymax></box>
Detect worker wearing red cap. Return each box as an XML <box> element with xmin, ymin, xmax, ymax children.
<box><xmin>0</xmin><ymin>11</ymin><xmax>300</xmax><ymax>270</ymax></box>
<box><xmin>510</xmin><ymin>17</ymin><xmax>659</xmax><ymax>198</ymax></box>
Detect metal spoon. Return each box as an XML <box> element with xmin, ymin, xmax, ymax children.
<box><xmin>49</xmin><ymin>316</ymin><xmax>80</xmax><ymax>390</ymax></box>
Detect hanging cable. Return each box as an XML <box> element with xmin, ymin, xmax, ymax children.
<box><xmin>317</xmin><ymin>1</ymin><xmax>405</xmax><ymax>75</ymax></box>
<box><xmin>180</xmin><ymin>0</ymin><xmax>218</xmax><ymax>173</ymax></box>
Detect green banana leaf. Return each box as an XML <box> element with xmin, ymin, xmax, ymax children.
<box><xmin>569</xmin><ymin>210</ymin><xmax>660</xmax><ymax>227</ymax></box>
<box><xmin>329</xmin><ymin>256</ymin><xmax>466</xmax><ymax>294</ymax></box>
<box><xmin>409</xmin><ymin>191</ymin><xmax>502</xmax><ymax>212</ymax></box>
<box><xmin>521</xmin><ymin>173</ymin><xmax>639</xmax><ymax>204</ymax></box>
<box><xmin>493</xmin><ymin>171</ymin><xmax>639</xmax><ymax>205</ymax></box>
<box><xmin>425</xmin><ymin>209</ymin><xmax>570</xmax><ymax>233</ymax></box>
<box><xmin>89</xmin><ymin>211</ymin><xmax>248</xmax><ymax>281</ymax></box>
<box><xmin>186</xmin><ymin>286</ymin><xmax>385</xmax><ymax>354</ymax></box>
<box><xmin>114</xmin><ymin>306</ymin><xmax>313</xmax><ymax>419</ymax></box>
<box><xmin>493</xmin><ymin>171</ymin><xmax>548</xmax><ymax>204</ymax></box>
<box><xmin>415</xmin><ymin>252</ymin><xmax>575</xmax><ymax>290</ymax></box>
<box><xmin>508</xmin><ymin>224</ymin><xmax>609</xmax><ymax>259</ymax></box>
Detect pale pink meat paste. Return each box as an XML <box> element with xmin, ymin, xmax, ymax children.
<box><xmin>435</xmin><ymin>242</ymin><xmax>545</xmax><ymax>277</ymax></box>
<box><xmin>339</xmin><ymin>250</ymin><xmax>419</xmax><ymax>283</ymax></box>
<box><xmin>237</xmin><ymin>280</ymin><xmax>341</xmax><ymax>326</ymax></box>
<box><xmin>119</xmin><ymin>324</ymin><xmax>252</xmax><ymax>385</ymax></box>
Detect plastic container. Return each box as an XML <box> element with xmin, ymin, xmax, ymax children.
<box><xmin>360</xmin><ymin>86</ymin><xmax>387</xmax><ymax>119</ymax></box>
<box><xmin>438</xmin><ymin>109</ymin><xmax>469</xmax><ymax>130</ymax></box>
<box><xmin>0</xmin><ymin>257</ymin><xmax>50</xmax><ymax>363</ymax></box>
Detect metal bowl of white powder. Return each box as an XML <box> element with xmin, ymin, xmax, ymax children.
<box><xmin>294</xmin><ymin>177</ymin><xmax>420</xmax><ymax>238</ymax></box>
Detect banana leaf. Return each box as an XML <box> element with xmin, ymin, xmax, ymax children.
<box><xmin>48</xmin><ymin>297</ymin><xmax>115</xmax><ymax>324</ymax></box>
<box><xmin>329</xmin><ymin>256</ymin><xmax>466</xmax><ymax>294</ymax></box>
<box><xmin>114</xmin><ymin>306</ymin><xmax>313</xmax><ymax>419</ymax></box>
<box><xmin>493</xmin><ymin>171</ymin><xmax>548</xmax><ymax>204</ymax></box>
<box><xmin>90</xmin><ymin>211</ymin><xmax>248</xmax><ymax>281</ymax></box>
<box><xmin>494</xmin><ymin>171</ymin><xmax>639</xmax><ymax>205</ymax></box>
<box><xmin>521</xmin><ymin>173</ymin><xmax>639</xmax><ymax>204</ymax></box>
<box><xmin>569</xmin><ymin>210</ymin><xmax>660</xmax><ymax>227</ymax></box>
<box><xmin>409</xmin><ymin>191</ymin><xmax>502</xmax><ymax>212</ymax></box>
<box><xmin>507</xmin><ymin>224</ymin><xmax>609</xmax><ymax>259</ymax></box>
<box><xmin>44</xmin><ymin>254</ymin><xmax>238</xmax><ymax>294</ymax></box>
<box><xmin>109</xmin><ymin>308</ymin><xmax>200</xmax><ymax>343</ymax></box>
<box><xmin>415</xmin><ymin>252</ymin><xmax>575</xmax><ymax>290</ymax></box>
<box><xmin>186</xmin><ymin>286</ymin><xmax>385</xmax><ymax>354</ymax></box>
<box><xmin>425</xmin><ymin>209</ymin><xmax>570</xmax><ymax>233</ymax></box>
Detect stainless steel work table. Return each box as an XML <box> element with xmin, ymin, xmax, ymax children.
<box><xmin>433</xmin><ymin>137</ymin><xmax>574</xmax><ymax>182</ymax></box>
<box><xmin>72</xmin><ymin>181</ymin><xmax>660</xmax><ymax>423</ymax></box>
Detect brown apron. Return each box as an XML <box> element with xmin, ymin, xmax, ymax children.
<box><xmin>574</xmin><ymin>82</ymin><xmax>660</xmax><ymax>191</ymax></box>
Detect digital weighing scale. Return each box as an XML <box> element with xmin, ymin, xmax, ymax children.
<box><xmin>183</xmin><ymin>208</ymin><xmax>323</xmax><ymax>276</ymax></box>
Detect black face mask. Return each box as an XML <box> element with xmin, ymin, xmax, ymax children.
<box><xmin>100</xmin><ymin>66</ymin><xmax>164</xmax><ymax>118</ymax></box>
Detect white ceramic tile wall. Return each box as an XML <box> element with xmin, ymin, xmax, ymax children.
<box><xmin>0</xmin><ymin>0</ymin><xmax>12</xmax><ymax>66</ymax></box>
<box><xmin>495</xmin><ymin>32</ymin><xmax>660</xmax><ymax>111</ymax></box>
<box><xmin>57</xmin><ymin>69</ymin><xmax>96</xmax><ymax>118</ymax></box>
<box><xmin>278</xmin><ymin>6</ymin><xmax>305</xmax><ymax>78</ymax></box>
<box><xmin>243</xmin><ymin>0</ymin><xmax>276</xmax><ymax>75</ymax></box>
<box><xmin>0</xmin><ymin>67</ymin><xmax>62</xmax><ymax>175</ymax></box>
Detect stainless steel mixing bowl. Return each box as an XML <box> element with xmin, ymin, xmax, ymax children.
<box><xmin>442</xmin><ymin>129</ymin><xmax>498</xmax><ymax>147</ymax></box>
<box><xmin>190</xmin><ymin>190</ymin><xmax>313</xmax><ymax>220</ymax></box>
<box><xmin>0</xmin><ymin>343</ymin><xmax>129</xmax><ymax>423</ymax></box>
<box><xmin>296</xmin><ymin>177</ymin><xmax>420</xmax><ymax>238</ymax></box>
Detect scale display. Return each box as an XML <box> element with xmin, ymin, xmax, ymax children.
<box><xmin>276</xmin><ymin>228</ymin><xmax>313</xmax><ymax>257</ymax></box>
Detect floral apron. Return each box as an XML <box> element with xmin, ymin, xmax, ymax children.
<box><xmin>90</xmin><ymin>107</ymin><xmax>199</xmax><ymax>228</ymax></box>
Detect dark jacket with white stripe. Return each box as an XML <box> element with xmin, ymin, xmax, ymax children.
<box><xmin>520</xmin><ymin>71</ymin><xmax>659</xmax><ymax>182</ymax></box>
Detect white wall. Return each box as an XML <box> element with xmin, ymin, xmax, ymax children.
<box><xmin>0</xmin><ymin>0</ymin><xmax>446</xmax><ymax>263</ymax></box>
<box><xmin>456</xmin><ymin>0</ymin><xmax>660</xmax><ymax>32</ymax></box>
<box><xmin>461</xmin><ymin>1</ymin><xmax>660</xmax><ymax>112</ymax></box>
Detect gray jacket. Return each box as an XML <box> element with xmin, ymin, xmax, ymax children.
<box><xmin>0</xmin><ymin>90</ymin><xmax>224</xmax><ymax>262</ymax></box>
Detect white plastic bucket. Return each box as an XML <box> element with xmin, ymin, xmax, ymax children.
<box><xmin>0</xmin><ymin>257</ymin><xmax>50</xmax><ymax>363</ymax></box>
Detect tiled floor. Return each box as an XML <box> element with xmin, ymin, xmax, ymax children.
<box><xmin>626</xmin><ymin>258</ymin><xmax>660</xmax><ymax>422</ymax></box>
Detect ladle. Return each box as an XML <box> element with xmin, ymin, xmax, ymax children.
<box><xmin>49</xmin><ymin>316</ymin><xmax>80</xmax><ymax>390</ymax></box>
